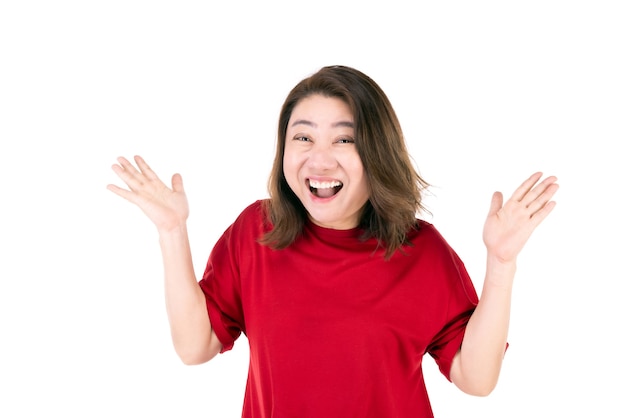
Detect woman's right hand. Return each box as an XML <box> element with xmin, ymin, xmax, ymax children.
<box><xmin>108</xmin><ymin>156</ymin><xmax>220</xmax><ymax>363</ymax></box>
<box><xmin>107</xmin><ymin>155</ymin><xmax>189</xmax><ymax>233</ymax></box>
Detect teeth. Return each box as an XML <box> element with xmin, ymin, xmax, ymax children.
<box><xmin>309</xmin><ymin>179</ymin><xmax>342</xmax><ymax>189</ymax></box>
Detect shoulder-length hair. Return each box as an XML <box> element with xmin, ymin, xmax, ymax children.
<box><xmin>261</xmin><ymin>65</ymin><xmax>429</xmax><ymax>259</ymax></box>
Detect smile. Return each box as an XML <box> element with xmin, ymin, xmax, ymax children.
<box><xmin>308</xmin><ymin>179</ymin><xmax>343</xmax><ymax>198</ymax></box>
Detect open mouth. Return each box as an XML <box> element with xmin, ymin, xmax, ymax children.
<box><xmin>308</xmin><ymin>179</ymin><xmax>343</xmax><ymax>198</ymax></box>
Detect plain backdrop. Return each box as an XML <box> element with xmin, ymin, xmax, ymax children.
<box><xmin>1</xmin><ymin>1</ymin><xmax>624</xmax><ymax>417</ymax></box>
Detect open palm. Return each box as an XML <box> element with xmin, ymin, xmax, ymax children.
<box><xmin>483</xmin><ymin>172</ymin><xmax>559</xmax><ymax>263</ymax></box>
<box><xmin>107</xmin><ymin>155</ymin><xmax>189</xmax><ymax>233</ymax></box>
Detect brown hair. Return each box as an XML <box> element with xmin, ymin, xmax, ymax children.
<box><xmin>261</xmin><ymin>65</ymin><xmax>429</xmax><ymax>259</ymax></box>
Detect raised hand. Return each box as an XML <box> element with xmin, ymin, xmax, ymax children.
<box><xmin>107</xmin><ymin>155</ymin><xmax>189</xmax><ymax>233</ymax></box>
<box><xmin>482</xmin><ymin>172</ymin><xmax>559</xmax><ymax>263</ymax></box>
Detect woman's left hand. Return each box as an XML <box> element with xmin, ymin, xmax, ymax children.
<box><xmin>482</xmin><ymin>172</ymin><xmax>559</xmax><ymax>263</ymax></box>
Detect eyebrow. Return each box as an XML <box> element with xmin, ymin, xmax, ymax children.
<box><xmin>290</xmin><ymin>119</ymin><xmax>354</xmax><ymax>129</ymax></box>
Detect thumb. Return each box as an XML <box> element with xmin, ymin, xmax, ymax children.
<box><xmin>171</xmin><ymin>173</ymin><xmax>185</xmax><ymax>193</ymax></box>
<box><xmin>488</xmin><ymin>191</ymin><xmax>503</xmax><ymax>217</ymax></box>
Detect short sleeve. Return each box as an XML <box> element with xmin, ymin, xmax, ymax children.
<box><xmin>423</xmin><ymin>227</ymin><xmax>479</xmax><ymax>381</ymax></box>
<box><xmin>198</xmin><ymin>224</ymin><xmax>244</xmax><ymax>353</ymax></box>
<box><xmin>428</xmin><ymin>307</ymin><xmax>474</xmax><ymax>381</ymax></box>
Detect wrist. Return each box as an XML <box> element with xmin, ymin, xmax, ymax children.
<box><xmin>484</xmin><ymin>253</ymin><xmax>517</xmax><ymax>288</ymax></box>
<box><xmin>158</xmin><ymin>222</ymin><xmax>189</xmax><ymax>240</ymax></box>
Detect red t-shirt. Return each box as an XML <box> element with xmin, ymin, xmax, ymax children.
<box><xmin>199</xmin><ymin>200</ymin><xmax>478</xmax><ymax>418</ymax></box>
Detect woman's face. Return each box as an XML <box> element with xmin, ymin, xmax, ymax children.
<box><xmin>283</xmin><ymin>94</ymin><xmax>370</xmax><ymax>230</ymax></box>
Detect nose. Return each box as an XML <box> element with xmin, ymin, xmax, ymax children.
<box><xmin>306</xmin><ymin>143</ymin><xmax>338</xmax><ymax>171</ymax></box>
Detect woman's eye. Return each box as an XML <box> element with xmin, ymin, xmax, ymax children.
<box><xmin>336</xmin><ymin>138</ymin><xmax>355</xmax><ymax>144</ymax></box>
<box><xmin>294</xmin><ymin>135</ymin><xmax>311</xmax><ymax>142</ymax></box>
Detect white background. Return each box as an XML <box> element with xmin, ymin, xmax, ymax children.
<box><xmin>1</xmin><ymin>1</ymin><xmax>624</xmax><ymax>417</ymax></box>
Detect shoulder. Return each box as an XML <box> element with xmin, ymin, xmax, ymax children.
<box><xmin>410</xmin><ymin>219</ymin><xmax>443</xmax><ymax>243</ymax></box>
<box><xmin>228</xmin><ymin>199</ymin><xmax>271</xmax><ymax>236</ymax></box>
<box><xmin>406</xmin><ymin>220</ymin><xmax>476</xmax><ymax>300</ymax></box>
<box><xmin>211</xmin><ymin>200</ymin><xmax>269</xmax><ymax>258</ymax></box>
<box><xmin>407</xmin><ymin>219</ymin><xmax>458</xmax><ymax>258</ymax></box>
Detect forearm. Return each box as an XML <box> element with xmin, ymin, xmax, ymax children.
<box><xmin>451</xmin><ymin>255</ymin><xmax>516</xmax><ymax>396</ymax></box>
<box><xmin>159</xmin><ymin>225</ymin><xmax>221</xmax><ymax>364</ymax></box>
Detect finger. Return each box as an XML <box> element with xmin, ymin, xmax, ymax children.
<box><xmin>106</xmin><ymin>183</ymin><xmax>139</xmax><ymax>204</ymax></box>
<box><xmin>511</xmin><ymin>172</ymin><xmax>543</xmax><ymax>202</ymax></box>
<box><xmin>171</xmin><ymin>173</ymin><xmax>185</xmax><ymax>193</ymax></box>
<box><xmin>134</xmin><ymin>155</ymin><xmax>160</xmax><ymax>181</ymax></box>
<box><xmin>116</xmin><ymin>156</ymin><xmax>140</xmax><ymax>174</ymax></box>
<box><xmin>527</xmin><ymin>182</ymin><xmax>559</xmax><ymax>216</ymax></box>
<box><xmin>529</xmin><ymin>199</ymin><xmax>557</xmax><ymax>226</ymax></box>
<box><xmin>111</xmin><ymin>160</ymin><xmax>144</xmax><ymax>190</ymax></box>
<box><xmin>520</xmin><ymin>175</ymin><xmax>558</xmax><ymax>207</ymax></box>
<box><xmin>488</xmin><ymin>191</ymin><xmax>503</xmax><ymax>217</ymax></box>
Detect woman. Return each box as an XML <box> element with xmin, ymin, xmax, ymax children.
<box><xmin>107</xmin><ymin>65</ymin><xmax>558</xmax><ymax>417</ymax></box>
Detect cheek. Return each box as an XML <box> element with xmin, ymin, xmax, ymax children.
<box><xmin>282</xmin><ymin>152</ymin><xmax>301</xmax><ymax>187</ymax></box>
<box><xmin>342</xmin><ymin>156</ymin><xmax>366</xmax><ymax>181</ymax></box>
<box><xmin>347</xmin><ymin>160</ymin><xmax>370</xmax><ymax>196</ymax></box>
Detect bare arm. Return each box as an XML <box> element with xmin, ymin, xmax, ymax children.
<box><xmin>107</xmin><ymin>155</ymin><xmax>222</xmax><ymax>364</ymax></box>
<box><xmin>450</xmin><ymin>172</ymin><xmax>559</xmax><ymax>395</ymax></box>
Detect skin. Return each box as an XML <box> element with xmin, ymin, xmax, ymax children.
<box><xmin>283</xmin><ymin>95</ymin><xmax>370</xmax><ymax>230</ymax></box>
<box><xmin>450</xmin><ymin>171</ymin><xmax>558</xmax><ymax>395</ymax></box>
<box><xmin>107</xmin><ymin>102</ymin><xmax>559</xmax><ymax>395</ymax></box>
<box><xmin>107</xmin><ymin>156</ymin><xmax>221</xmax><ymax>364</ymax></box>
